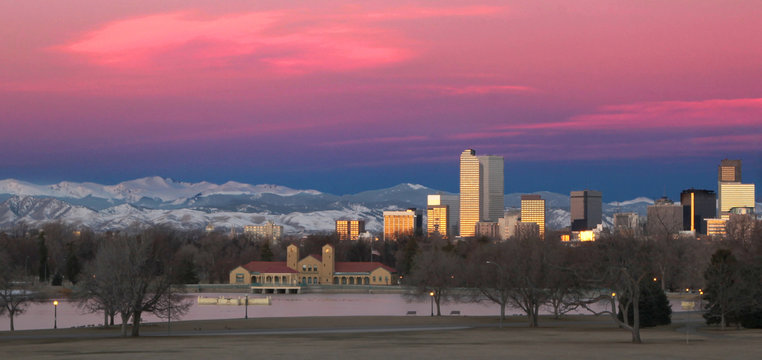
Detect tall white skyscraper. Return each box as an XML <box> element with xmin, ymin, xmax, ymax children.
<box><xmin>459</xmin><ymin>149</ymin><xmax>504</xmax><ymax>237</ymax></box>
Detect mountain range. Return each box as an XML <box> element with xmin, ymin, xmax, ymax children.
<box><xmin>1</xmin><ymin>177</ymin><xmax>754</xmax><ymax>234</ymax></box>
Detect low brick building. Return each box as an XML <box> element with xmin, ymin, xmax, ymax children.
<box><xmin>230</xmin><ymin>244</ymin><xmax>396</xmax><ymax>286</ymax></box>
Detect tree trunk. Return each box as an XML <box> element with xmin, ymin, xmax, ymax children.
<box><xmin>103</xmin><ymin>311</ymin><xmax>108</xmax><ymax>327</ymax></box>
<box><xmin>721</xmin><ymin>312</ymin><xmax>726</xmax><ymax>331</ymax></box>
<box><xmin>632</xmin><ymin>294</ymin><xmax>642</xmax><ymax>344</ymax></box>
<box><xmin>9</xmin><ymin>313</ymin><xmax>14</xmax><ymax>331</ymax></box>
<box><xmin>500</xmin><ymin>302</ymin><xmax>506</xmax><ymax>320</ymax></box>
<box><xmin>131</xmin><ymin>311</ymin><xmax>142</xmax><ymax>337</ymax></box>
<box><xmin>435</xmin><ymin>298</ymin><xmax>441</xmax><ymax>316</ymax></box>
<box><xmin>110</xmin><ymin>312</ymin><xmax>115</xmax><ymax>326</ymax></box>
<box><xmin>120</xmin><ymin>312</ymin><xmax>130</xmax><ymax>337</ymax></box>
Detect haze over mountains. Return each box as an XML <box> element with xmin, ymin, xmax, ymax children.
<box><xmin>0</xmin><ymin>176</ymin><xmax>709</xmax><ymax>234</ymax></box>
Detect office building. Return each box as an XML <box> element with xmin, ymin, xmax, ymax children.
<box><xmin>383</xmin><ymin>208</ymin><xmax>423</xmax><ymax>241</ymax></box>
<box><xmin>613</xmin><ymin>212</ymin><xmax>639</xmax><ymax>234</ymax></box>
<box><xmin>520</xmin><ymin>194</ymin><xmax>546</xmax><ymax>239</ymax></box>
<box><xmin>570</xmin><ymin>190</ymin><xmax>602</xmax><ymax>231</ymax></box>
<box><xmin>244</xmin><ymin>221</ymin><xmax>284</xmax><ymax>242</ymax></box>
<box><xmin>646</xmin><ymin>197</ymin><xmax>683</xmax><ymax>236</ymax></box>
<box><xmin>718</xmin><ymin>159</ymin><xmax>742</xmax><ymax>182</ymax></box>
<box><xmin>475</xmin><ymin>221</ymin><xmax>500</xmax><ymax>239</ymax></box>
<box><xmin>459</xmin><ymin>149</ymin><xmax>504</xmax><ymax>237</ymax></box>
<box><xmin>498</xmin><ymin>210</ymin><xmax>521</xmax><ymax>240</ymax></box>
<box><xmin>718</xmin><ymin>183</ymin><xmax>755</xmax><ymax>220</ymax></box>
<box><xmin>680</xmin><ymin>189</ymin><xmax>716</xmax><ymax>235</ymax></box>
<box><xmin>705</xmin><ymin>218</ymin><xmax>727</xmax><ymax>237</ymax></box>
<box><xmin>427</xmin><ymin>194</ymin><xmax>459</xmax><ymax>238</ymax></box>
<box><xmin>336</xmin><ymin>220</ymin><xmax>365</xmax><ymax>241</ymax></box>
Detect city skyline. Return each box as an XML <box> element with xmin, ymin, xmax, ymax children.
<box><xmin>1</xmin><ymin>1</ymin><xmax>761</xmax><ymax>201</ymax></box>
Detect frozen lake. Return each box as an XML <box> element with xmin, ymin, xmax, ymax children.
<box><xmin>0</xmin><ymin>293</ymin><xmax>696</xmax><ymax>331</ymax></box>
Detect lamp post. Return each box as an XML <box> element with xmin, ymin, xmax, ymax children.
<box><xmin>485</xmin><ymin>261</ymin><xmax>505</xmax><ymax>328</ymax></box>
<box><xmin>429</xmin><ymin>291</ymin><xmax>435</xmax><ymax>316</ymax></box>
<box><xmin>53</xmin><ymin>300</ymin><xmax>58</xmax><ymax>329</ymax></box>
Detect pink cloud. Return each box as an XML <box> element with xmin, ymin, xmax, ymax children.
<box><xmin>496</xmin><ymin>98</ymin><xmax>762</xmax><ymax>132</ymax></box>
<box><xmin>365</xmin><ymin>5</ymin><xmax>504</xmax><ymax>20</ymax></box>
<box><xmin>447</xmin><ymin>131</ymin><xmax>523</xmax><ymax>140</ymax></box>
<box><xmin>322</xmin><ymin>135</ymin><xmax>428</xmax><ymax>147</ymax></box>
<box><xmin>436</xmin><ymin>84</ymin><xmax>536</xmax><ymax>96</ymax></box>
<box><xmin>59</xmin><ymin>10</ymin><xmax>411</xmax><ymax>73</ymax></box>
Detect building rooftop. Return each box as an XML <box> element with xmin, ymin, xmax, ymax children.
<box><xmin>242</xmin><ymin>261</ymin><xmax>297</xmax><ymax>274</ymax></box>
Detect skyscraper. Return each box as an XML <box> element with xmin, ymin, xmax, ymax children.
<box><xmin>570</xmin><ymin>190</ymin><xmax>602</xmax><ymax>231</ymax></box>
<box><xmin>480</xmin><ymin>155</ymin><xmax>505</xmax><ymax>222</ymax></box>
<box><xmin>383</xmin><ymin>208</ymin><xmax>423</xmax><ymax>241</ymax></box>
<box><xmin>680</xmin><ymin>189</ymin><xmax>715</xmax><ymax>235</ymax></box>
<box><xmin>427</xmin><ymin>194</ymin><xmax>459</xmax><ymax>238</ymax></box>
<box><xmin>459</xmin><ymin>149</ymin><xmax>480</xmax><ymax>237</ymax></box>
<box><xmin>717</xmin><ymin>159</ymin><xmax>755</xmax><ymax>220</ymax></box>
<box><xmin>520</xmin><ymin>194</ymin><xmax>545</xmax><ymax>239</ymax></box>
<box><xmin>459</xmin><ymin>149</ymin><xmax>504</xmax><ymax>237</ymax></box>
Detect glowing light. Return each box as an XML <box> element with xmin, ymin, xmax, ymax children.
<box><xmin>53</xmin><ymin>300</ymin><xmax>59</xmax><ymax>306</ymax></box>
<box><xmin>579</xmin><ymin>231</ymin><xmax>595</xmax><ymax>242</ymax></box>
<box><xmin>429</xmin><ymin>291</ymin><xmax>435</xmax><ymax>297</ymax></box>
<box><xmin>611</xmin><ymin>292</ymin><xmax>616</xmax><ymax>297</ymax></box>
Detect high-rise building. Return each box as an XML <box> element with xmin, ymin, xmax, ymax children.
<box><xmin>427</xmin><ymin>205</ymin><xmax>449</xmax><ymax>238</ymax></box>
<box><xmin>498</xmin><ymin>210</ymin><xmax>521</xmax><ymax>240</ymax></box>
<box><xmin>475</xmin><ymin>221</ymin><xmax>500</xmax><ymax>239</ymax></box>
<box><xmin>427</xmin><ymin>194</ymin><xmax>459</xmax><ymax>238</ymax></box>
<box><xmin>570</xmin><ymin>190</ymin><xmax>602</xmax><ymax>231</ymax></box>
<box><xmin>646</xmin><ymin>197</ymin><xmax>682</xmax><ymax>236</ymax></box>
<box><xmin>613</xmin><ymin>212</ymin><xmax>639</xmax><ymax>232</ymax></box>
<box><xmin>480</xmin><ymin>155</ymin><xmax>505</xmax><ymax>223</ymax></box>
<box><xmin>244</xmin><ymin>221</ymin><xmax>284</xmax><ymax>242</ymax></box>
<box><xmin>460</xmin><ymin>149</ymin><xmax>481</xmax><ymax>237</ymax></box>
<box><xmin>520</xmin><ymin>194</ymin><xmax>545</xmax><ymax>239</ymax></box>
<box><xmin>459</xmin><ymin>149</ymin><xmax>504</xmax><ymax>237</ymax></box>
<box><xmin>705</xmin><ymin>218</ymin><xmax>727</xmax><ymax>237</ymax></box>
<box><xmin>383</xmin><ymin>208</ymin><xmax>422</xmax><ymax>241</ymax></box>
<box><xmin>680</xmin><ymin>189</ymin><xmax>716</xmax><ymax>235</ymax></box>
<box><xmin>717</xmin><ymin>159</ymin><xmax>755</xmax><ymax>220</ymax></box>
<box><xmin>718</xmin><ymin>159</ymin><xmax>742</xmax><ymax>182</ymax></box>
<box><xmin>336</xmin><ymin>219</ymin><xmax>365</xmax><ymax>241</ymax></box>
<box><xmin>718</xmin><ymin>183</ymin><xmax>755</xmax><ymax>220</ymax></box>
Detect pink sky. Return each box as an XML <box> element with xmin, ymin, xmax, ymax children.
<box><xmin>0</xmin><ymin>0</ymin><xmax>760</xmax><ymax>193</ymax></box>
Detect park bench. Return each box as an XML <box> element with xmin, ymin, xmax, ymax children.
<box><xmin>406</xmin><ymin>311</ymin><xmax>417</xmax><ymax>315</ymax></box>
<box><xmin>450</xmin><ymin>310</ymin><xmax>461</xmax><ymax>316</ymax></box>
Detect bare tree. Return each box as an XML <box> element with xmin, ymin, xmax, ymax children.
<box><xmin>0</xmin><ymin>251</ymin><xmax>40</xmax><ymax>331</ymax></box>
<box><xmin>81</xmin><ymin>233</ymin><xmax>189</xmax><ymax>336</ymax></box>
<box><xmin>467</xmin><ymin>242</ymin><xmax>511</xmax><ymax>326</ymax></box>
<box><xmin>407</xmin><ymin>246</ymin><xmax>462</xmax><ymax>316</ymax></box>
<box><xmin>580</xmin><ymin>233</ymin><xmax>655</xmax><ymax>344</ymax></box>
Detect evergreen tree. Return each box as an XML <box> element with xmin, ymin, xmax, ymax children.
<box><xmin>65</xmin><ymin>242</ymin><xmax>81</xmax><ymax>285</ymax></box>
<box><xmin>260</xmin><ymin>242</ymin><xmax>274</xmax><ymax>261</ymax></box>
<box><xmin>175</xmin><ymin>257</ymin><xmax>199</xmax><ymax>284</ymax></box>
<box><xmin>618</xmin><ymin>278</ymin><xmax>672</xmax><ymax>327</ymax></box>
<box><xmin>37</xmin><ymin>232</ymin><xmax>49</xmax><ymax>283</ymax></box>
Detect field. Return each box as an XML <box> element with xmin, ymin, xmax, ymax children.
<box><xmin>1</xmin><ymin>313</ymin><xmax>761</xmax><ymax>360</ymax></box>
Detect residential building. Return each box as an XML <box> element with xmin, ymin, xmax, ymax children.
<box><xmin>680</xmin><ymin>189</ymin><xmax>716</xmax><ymax>235</ymax></box>
<box><xmin>230</xmin><ymin>244</ymin><xmax>396</xmax><ymax>290</ymax></box>
<box><xmin>383</xmin><ymin>208</ymin><xmax>423</xmax><ymax>241</ymax></box>
<box><xmin>459</xmin><ymin>149</ymin><xmax>504</xmax><ymax>237</ymax></box>
<box><xmin>427</xmin><ymin>194</ymin><xmax>459</xmax><ymax>238</ymax></box>
<box><xmin>243</xmin><ymin>221</ymin><xmax>283</xmax><ymax>242</ymax></box>
<box><xmin>336</xmin><ymin>219</ymin><xmax>365</xmax><ymax>241</ymax></box>
<box><xmin>570</xmin><ymin>190</ymin><xmax>602</xmax><ymax>231</ymax></box>
<box><xmin>520</xmin><ymin>195</ymin><xmax>546</xmax><ymax>239</ymax></box>
<box><xmin>646</xmin><ymin>197</ymin><xmax>683</xmax><ymax>236</ymax></box>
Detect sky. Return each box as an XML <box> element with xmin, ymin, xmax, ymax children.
<box><xmin>1</xmin><ymin>0</ymin><xmax>760</xmax><ymax>201</ymax></box>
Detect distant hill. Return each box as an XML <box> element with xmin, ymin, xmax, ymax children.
<box><xmin>0</xmin><ymin>177</ymin><xmax>668</xmax><ymax>233</ymax></box>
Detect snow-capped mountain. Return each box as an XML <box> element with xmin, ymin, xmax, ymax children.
<box><xmin>0</xmin><ymin>177</ymin><xmax>667</xmax><ymax>233</ymax></box>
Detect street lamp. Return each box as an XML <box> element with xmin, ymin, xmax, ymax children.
<box><xmin>485</xmin><ymin>261</ymin><xmax>505</xmax><ymax>328</ymax></box>
<box><xmin>429</xmin><ymin>291</ymin><xmax>435</xmax><ymax>316</ymax></box>
<box><xmin>53</xmin><ymin>300</ymin><xmax>58</xmax><ymax>329</ymax></box>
